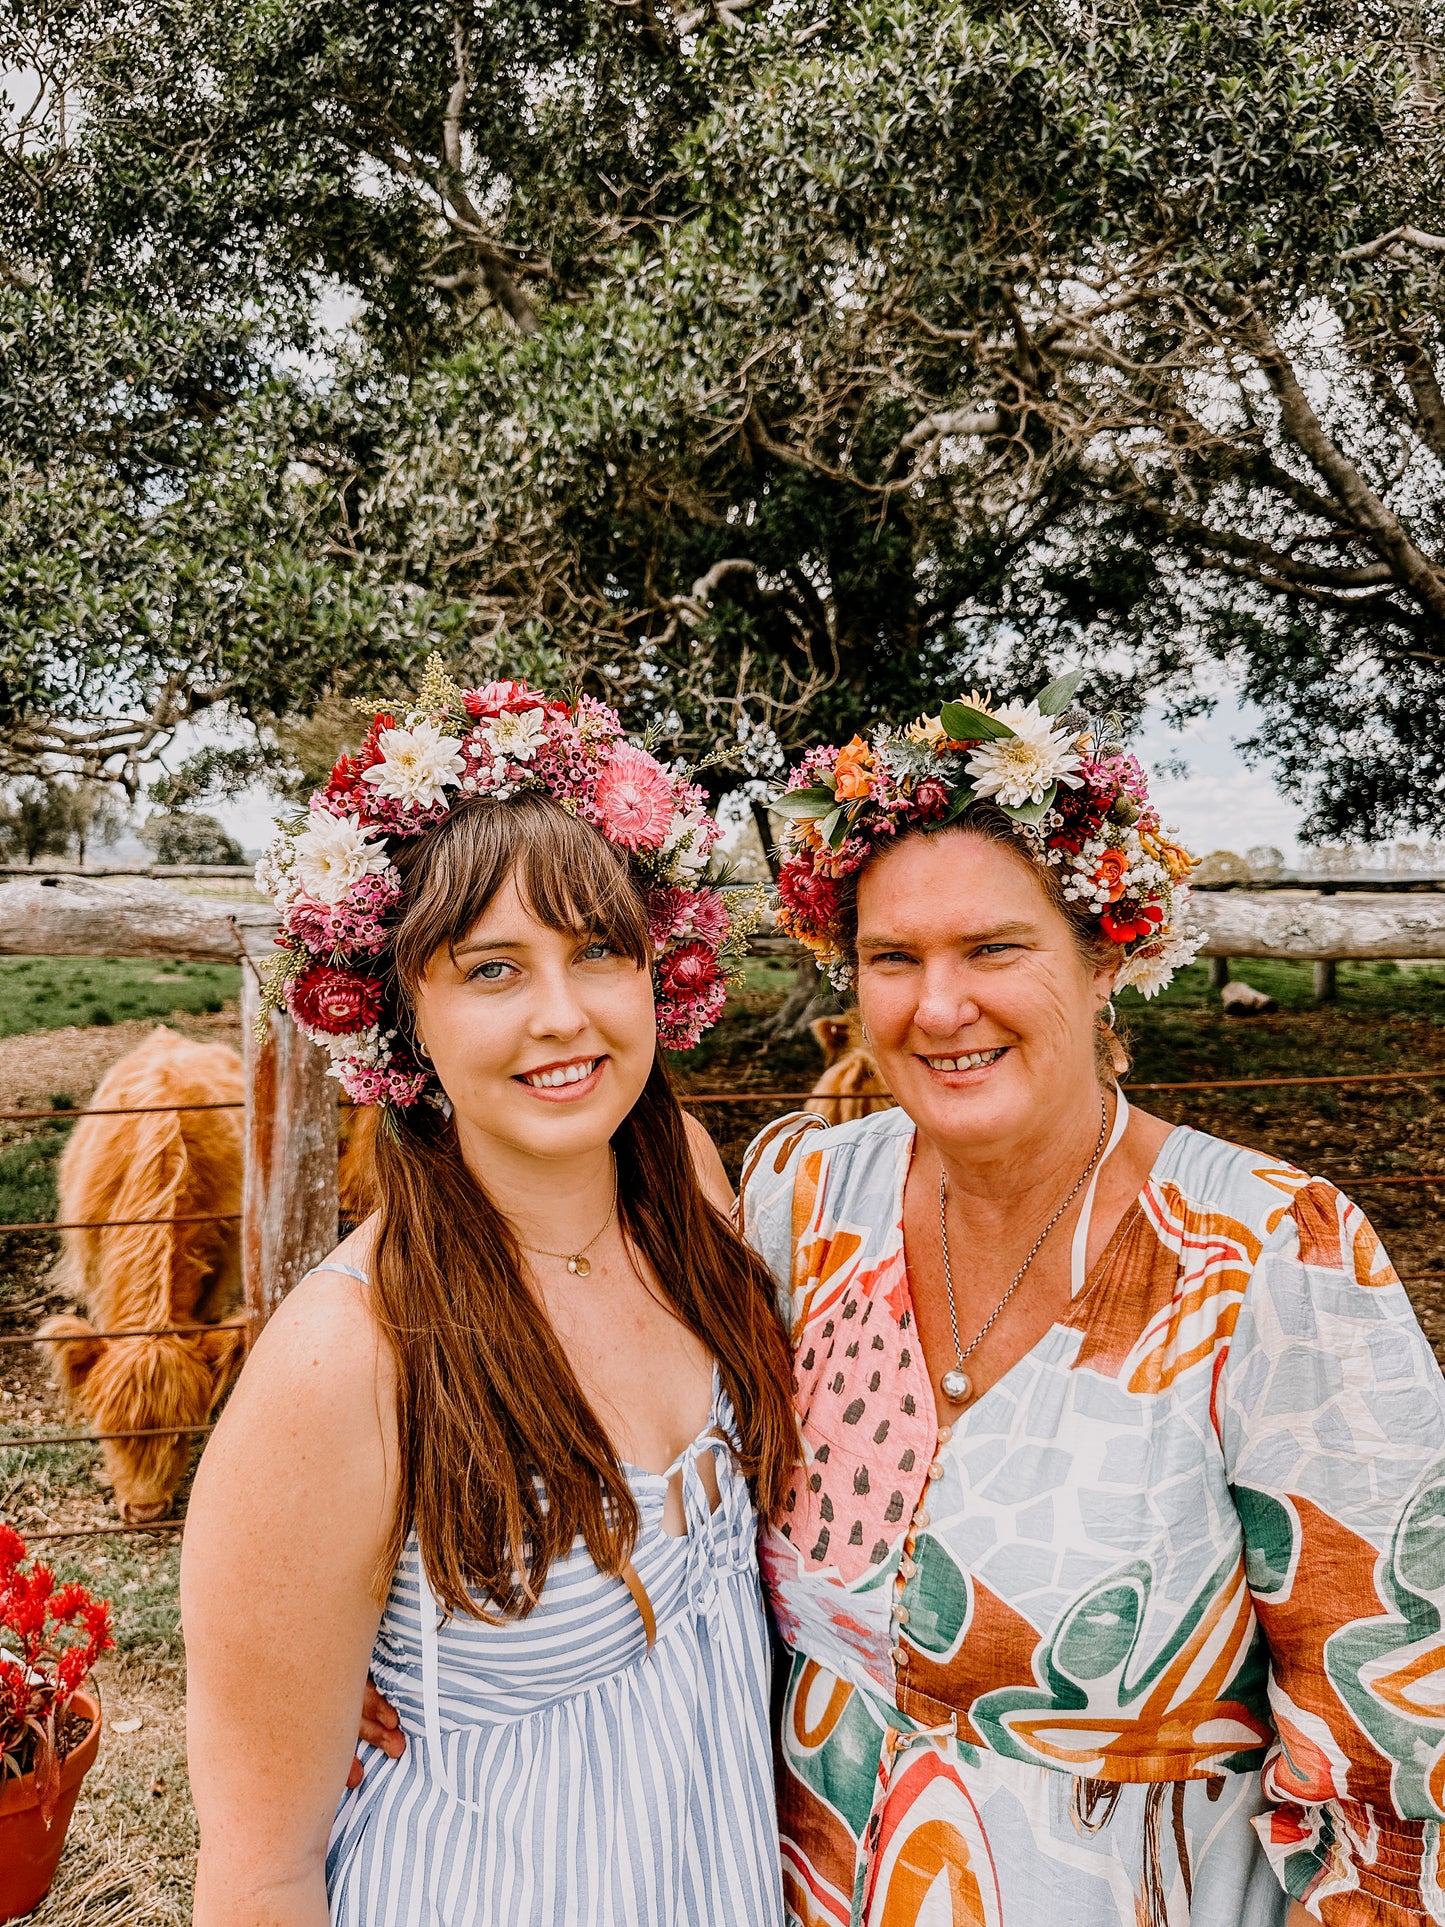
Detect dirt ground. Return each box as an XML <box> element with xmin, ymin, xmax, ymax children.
<box><xmin>2</xmin><ymin>989</ymin><xmax>1441</xmax><ymax>1920</ymax></box>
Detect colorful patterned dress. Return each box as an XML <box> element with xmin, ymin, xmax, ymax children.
<box><xmin>740</xmin><ymin>1105</ymin><xmax>1445</xmax><ymax>1926</ymax></box>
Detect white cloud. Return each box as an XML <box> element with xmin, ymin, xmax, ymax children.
<box><xmin>1132</xmin><ymin>697</ymin><xmax>1306</xmax><ymax>860</ymax></box>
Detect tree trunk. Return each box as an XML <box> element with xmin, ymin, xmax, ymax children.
<box><xmin>767</xmin><ymin>945</ymin><xmax>843</xmax><ymax>1038</ymax></box>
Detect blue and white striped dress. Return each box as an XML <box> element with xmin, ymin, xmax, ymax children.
<box><xmin>323</xmin><ymin>1273</ymin><xmax>783</xmax><ymax>1925</ymax></box>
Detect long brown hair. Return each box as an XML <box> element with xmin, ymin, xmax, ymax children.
<box><xmin>366</xmin><ymin>792</ymin><xmax>796</xmax><ymax>1618</ymax></box>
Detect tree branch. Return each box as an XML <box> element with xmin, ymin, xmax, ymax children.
<box><xmin>1244</xmin><ymin>316</ymin><xmax>1445</xmax><ymax>623</ymax></box>
<box><xmin>1399</xmin><ymin>342</ymin><xmax>1445</xmax><ymax>463</ymax></box>
<box><xmin>901</xmin><ymin>406</ymin><xmax>1003</xmax><ymax>451</ymax></box>
<box><xmin>1339</xmin><ymin>225</ymin><xmax>1445</xmax><ymax>262</ymax></box>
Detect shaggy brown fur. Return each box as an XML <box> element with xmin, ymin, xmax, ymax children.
<box><xmin>806</xmin><ymin>1013</ymin><xmax>894</xmax><ymax>1123</ymax></box>
<box><xmin>39</xmin><ymin>1028</ymin><xmax>247</xmax><ymax>1522</ymax></box>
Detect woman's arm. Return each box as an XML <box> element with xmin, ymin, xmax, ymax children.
<box><xmin>183</xmin><ymin>1268</ymin><xmax>396</xmax><ymax>1927</ymax></box>
<box><xmin>1222</xmin><ymin>1187</ymin><xmax>1445</xmax><ymax>1925</ymax></box>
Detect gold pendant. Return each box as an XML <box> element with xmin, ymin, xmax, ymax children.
<box><xmin>567</xmin><ymin>1254</ymin><xmax>591</xmax><ymax>1277</ymax></box>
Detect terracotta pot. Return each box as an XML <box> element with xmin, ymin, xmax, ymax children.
<box><xmin>0</xmin><ymin>1691</ymin><xmax>102</xmax><ymax>1921</ymax></box>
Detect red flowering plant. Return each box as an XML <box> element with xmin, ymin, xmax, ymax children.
<box><xmin>255</xmin><ymin>656</ymin><xmax>762</xmax><ymax>1104</ymax></box>
<box><xmin>0</xmin><ymin>1524</ymin><xmax>113</xmax><ymax>1823</ymax></box>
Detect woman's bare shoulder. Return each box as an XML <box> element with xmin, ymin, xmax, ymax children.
<box><xmin>232</xmin><ymin>1224</ymin><xmax>393</xmax><ymax>1433</ymax></box>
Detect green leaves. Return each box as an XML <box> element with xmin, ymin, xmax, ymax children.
<box><xmin>1033</xmin><ymin>667</ymin><xmax>1085</xmax><ymax>716</ymax></box>
<box><xmin>772</xmin><ymin>786</ymin><xmax>838</xmax><ymax>817</ymax></box>
<box><xmin>3</xmin><ymin>0</ymin><xmax>1442</xmax><ymax>837</ymax></box>
<box><xmin>940</xmin><ymin>701</ymin><xmax>1011</xmax><ymax>741</ymax></box>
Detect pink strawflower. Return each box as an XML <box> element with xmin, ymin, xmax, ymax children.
<box><xmin>688</xmin><ymin>888</ymin><xmax>731</xmax><ymax>948</ymax></box>
<box><xmin>647</xmin><ymin>886</ymin><xmax>694</xmax><ymax>946</ymax></box>
<box><xmin>594</xmin><ymin>744</ymin><xmax>676</xmax><ymax>851</ymax></box>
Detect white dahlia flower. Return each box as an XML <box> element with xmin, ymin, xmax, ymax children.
<box><xmin>291</xmin><ymin>810</ymin><xmax>391</xmax><ymax>906</ymax></box>
<box><xmin>360</xmin><ymin>721</ymin><xmax>464</xmax><ymax>807</ymax></box>
<box><xmin>483</xmin><ymin>707</ymin><xmax>548</xmax><ymax>763</ymax></box>
<box><xmin>965</xmin><ymin>702</ymin><xmax>1084</xmax><ymax>809</ymax></box>
<box><xmin>1116</xmin><ymin>923</ymin><xmax>1203</xmax><ymax>999</ymax></box>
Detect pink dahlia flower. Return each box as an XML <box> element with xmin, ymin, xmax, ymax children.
<box><xmin>595</xmin><ymin>744</ymin><xmax>675</xmax><ymax>851</ymax></box>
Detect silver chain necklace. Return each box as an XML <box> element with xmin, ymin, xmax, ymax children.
<box><xmin>937</xmin><ymin>1098</ymin><xmax>1110</xmax><ymax>1406</ymax></box>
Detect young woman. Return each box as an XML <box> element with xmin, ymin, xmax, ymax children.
<box><xmin>182</xmin><ymin>680</ymin><xmax>796</xmax><ymax>1927</ymax></box>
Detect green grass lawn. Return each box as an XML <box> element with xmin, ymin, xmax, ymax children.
<box><xmin>0</xmin><ymin>957</ymin><xmax>240</xmax><ymax>1037</ymax></box>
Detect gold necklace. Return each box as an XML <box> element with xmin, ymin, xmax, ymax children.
<box><xmin>519</xmin><ymin>1159</ymin><xmax>618</xmax><ymax>1277</ymax></box>
<box><xmin>937</xmin><ymin>1098</ymin><xmax>1110</xmax><ymax>1406</ymax></box>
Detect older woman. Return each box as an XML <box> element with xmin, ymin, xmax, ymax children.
<box><xmin>744</xmin><ymin>678</ymin><xmax>1445</xmax><ymax>1926</ymax></box>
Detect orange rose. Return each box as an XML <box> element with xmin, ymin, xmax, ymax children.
<box><xmin>832</xmin><ymin>735</ymin><xmax>875</xmax><ymax>801</ymax></box>
<box><xmin>1093</xmin><ymin>848</ymin><xmax>1129</xmax><ymax>901</ymax></box>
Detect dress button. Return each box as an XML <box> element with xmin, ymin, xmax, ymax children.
<box><xmin>893</xmin><ymin>1606</ymin><xmax>909</xmax><ymax>1626</ymax></box>
<box><xmin>900</xmin><ymin>1555</ymin><xmax>917</xmax><ymax>1579</ymax></box>
<box><xmin>893</xmin><ymin>1645</ymin><xmax>910</xmax><ymax>1667</ymax></box>
<box><xmin>928</xmin><ymin>1460</ymin><xmax>944</xmax><ymax>1482</ymax></box>
<box><xmin>915</xmin><ymin>1509</ymin><xmax>930</xmax><ymax>1530</ymax></box>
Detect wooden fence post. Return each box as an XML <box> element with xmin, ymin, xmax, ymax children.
<box><xmin>240</xmin><ymin>965</ymin><xmax>338</xmax><ymax>1335</ymax></box>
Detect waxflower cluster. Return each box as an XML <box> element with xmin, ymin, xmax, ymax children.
<box><xmin>773</xmin><ymin>669</ymin><xmax>1201</xmax><ymax>995</ymax></box>
<box><xmin>0</xmin><ymin>1524</ymin><xmax>112</xmax><ymax>1819</ymax></box>
<box><xmin>257</xmin><ymin>659</ymin><xmax>756</xmax><ymax>1104</ymax></box>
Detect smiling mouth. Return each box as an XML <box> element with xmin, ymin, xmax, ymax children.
<box><xmin>519</xmin><ymin>1057</ymin><xmax>602</xmax><ymax>1090</ymax></box>
<box><xmin>921</xmin><ymin>1047</ymin><xmax>1008</xmax><ymax>1072</ymax></box>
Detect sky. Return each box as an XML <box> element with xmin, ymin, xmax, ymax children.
<box><xmin>185</xmin><ymin>688</ymin><xmax>1308</xmax><ymax>862</ymax></box>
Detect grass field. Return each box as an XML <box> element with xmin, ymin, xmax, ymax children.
<box><xmin>0</xmin><ymin>957</ymin><xmax>240</xmax><ymax>1039</ymax></box>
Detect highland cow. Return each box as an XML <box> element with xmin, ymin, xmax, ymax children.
<box><xmin>806</xmin><ymin>1013</ymin><xmax>894</xmax><ymax>1123</ymax></box>
<box><xmin>39</xmin><ymin>1028</ymin><xmax>247</xmax><ymax>1522</ymax></box>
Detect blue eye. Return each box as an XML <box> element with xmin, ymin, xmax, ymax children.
<box><xmin>468</xmin><ymin>959</ymin><xmax>514</xmax><ymax>982</ymax></box>
<box><xmin>581</xmin><ymin>941</ymin><xmax>612</xmax><ymax>961</ymax></box>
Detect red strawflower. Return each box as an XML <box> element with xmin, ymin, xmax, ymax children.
<box><xmin>656</xmin><ymin>941</ymin><xmax>723</xmax><ymax>1000</ymax></box>
<box><xmin>775</xmin><ymin>860</ymin><xmax>841</xmax><ymax>933</ymax></box>
<box><xmin>287</xmin><ymin>965</ymin><xmax>385</xmax><ymax>1035</ymax></box>
<box><xmin>909</xmin><ymin>777</ymin><xmax>951</xmax><ymax>820</ymax></box>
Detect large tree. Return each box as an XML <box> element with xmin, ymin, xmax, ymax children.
<box><xmin>3</xmin><ymin>0</ymin><xmax>1443</xmax><ymax>834</ymax></box>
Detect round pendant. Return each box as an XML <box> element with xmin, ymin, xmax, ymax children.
<box><xmin>940</xmin><ymin>1366</ymin><xmax>972</xmax><ymax>1405</ymax></box>
<box><xmin>567</xmin><ymin>1255</ymin><xmax>591</xmax><ymax>1277</ymax></box>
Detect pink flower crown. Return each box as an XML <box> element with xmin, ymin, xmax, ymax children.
<box><xmin>256</xmin><ymin>659</ymin><xmax>758</xmax><ymax>1106</ymax></box>
<box><xmin>772</xmin><ymin>669</ymin><xmax>1201</xmax><ymax>997</ymax></box>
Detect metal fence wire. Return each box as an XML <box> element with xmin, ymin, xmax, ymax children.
<box><xmin>2</xmin><ymin>1067</ymin><xmax>1442</xmax><ymax>1543</ymax></box>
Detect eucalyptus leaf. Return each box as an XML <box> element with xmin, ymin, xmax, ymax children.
<box><xmin>1033</xmin><ymin>669</ymin><xmax>1086</xmax><ymax>717</ymax></box>
<box><xmin>940</xmin><ymin>702</ymin><xmax>1012</xmax><ymax>743</ymax></box>
<box><xmin>1002</xmin><ymin>788</ymin><xmax>1058</xmax><ymax>825</ymax></box>
<box><xmin>820</xmin><ymin>807</ymin><xmax>848</xmax><ymax>848</ymax></box>
<box><xmin>772</xmin><ymin>787</ymin><xmax>838</xmax><ymax>818</ymax></box>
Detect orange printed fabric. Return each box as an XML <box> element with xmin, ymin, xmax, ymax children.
<box><xmin>740</xmin><ymin>1110</ymin><xmax>1445</xmax><ymax>1926</ymax></box>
